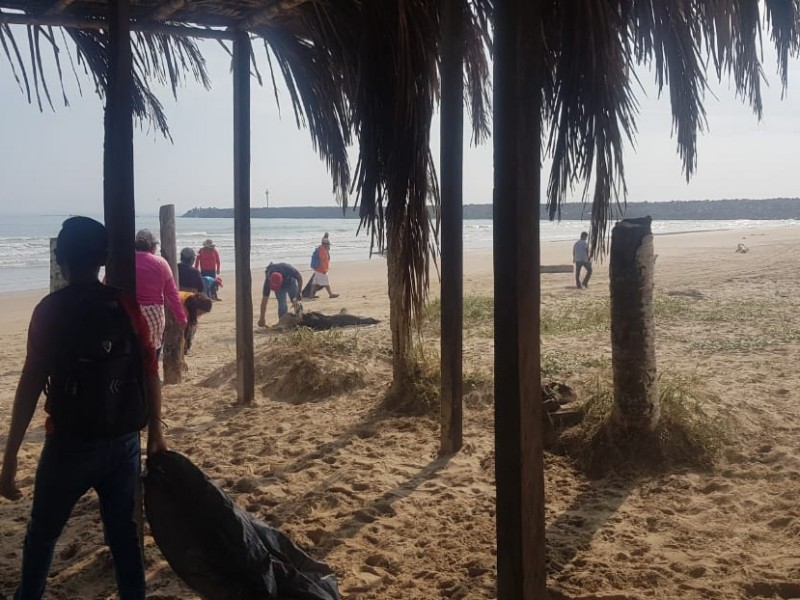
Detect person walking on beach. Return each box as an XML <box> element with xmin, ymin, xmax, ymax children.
<box><xmin>573</xmin><ymin>231</ymin><xmax>592</xmax><ymax>289</ymax></box>
<box><xmin>0</xmin><ymin>216</ymin><xmax>167</xmax><ymax>600</ymax></box>
<box><xmin>258</xmin><ymin>262</ymin><xmax>303</xmax><ymax>326</ymax></box>
<box><xmin>308</xmin><ymin>233</ymin><xmax>339</xmax><ymax>299</ymax></box>
<box><xmin>177</xmin><ymin>248</ymin><xmax>204</xmax><ymax>293</ymax></box>
<box><xmin>135</xmin><ymin>229</ymin><xmax>187</xmax><ymax>355</ymax></box>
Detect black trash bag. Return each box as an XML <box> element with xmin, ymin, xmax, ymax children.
<box><xmin>300</xmin><ymin>312</ymin><xmax>379</xmax><ymax>331</ymax></box>
<box><xmin>301</xmin><ymin>274</ymin><xmax>316</xmax><ymax>299</ymax></box>
<box><xmin>144</xmin><ymin>451</ymin><xmax>341</xmax><ymax>600</ymax></box>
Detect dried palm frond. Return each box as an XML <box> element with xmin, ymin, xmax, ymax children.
<box><xmin>256</xmin><ymin>1</ymin><xmax>359</xmax><ymax>201</ymax></box>
<box><xmin>463</xmin><ymin>0</ymin><xmax>493</xmax><ymax>144</ymax></box>
<box><xmin>542</xmin><ymin>0</ymin><xmax>800</xmax><ymax>256</ymax></box>
<box><xmin>0</xmin><ymin>19</ymin><xmax>210</xmax><ymax>137</ymax></box>
<box><xmin>353</xmin><ymin>0</ymin><xmax>441</xmax><ymax>325</ymax></box>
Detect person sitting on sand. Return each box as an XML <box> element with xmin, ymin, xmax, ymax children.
<box><xmin>258</xmin><ymin>262</ymin><xmax>303</xmax><ymax>326</ymax></box>
<box><xmin>178</xmin><ymin>247</ymin><xmax>204</xmax><ymax>293</ymax></box>
<box><xmin>179</xmin><ymin>291</ymin><xmax>213</xmax><ymax>354</ymax></box>
<box><xmin>0</xmin><ymin>216</ymin><xmax>167</xmax><ymax>600</ymax></box>
<box><xmin>308</xmin><ymin>233</ymin><xmax>339</xmax><ymax>299</ymax></box>
<box><xmin>572</xmin><ymin>231</ymin><xmax>592</xmax><ymax>289</ymax></box>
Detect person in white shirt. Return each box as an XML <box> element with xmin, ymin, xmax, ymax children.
<box><xmin>572</xmin><ymin>231</ymin><xmax>592</xmax><ymax>289</ymax></box>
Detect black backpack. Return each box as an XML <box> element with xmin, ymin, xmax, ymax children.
<box><xmin>46</xmin><ymin>285</ymin><xmax>149</xmax><ymax>440</ymax></box>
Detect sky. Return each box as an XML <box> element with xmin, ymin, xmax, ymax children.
<box><xmin>1</xmin><ymin>33</ymin><xmax>799</xmax><ymax>216</ymax></box>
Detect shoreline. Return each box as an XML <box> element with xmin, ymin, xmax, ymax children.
<box><xmin>0</xmin><ymin>225</ymin><xmax>787</xmax><ymax>307</ymax></box>
<box><xmin>0</xmin><ymin>225</ymin><xmax>792</xmax><ymax>335</ymax></box>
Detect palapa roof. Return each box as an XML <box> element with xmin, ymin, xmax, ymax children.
<box><xmin>0</xmin><ymin>0</ymin><xmax>309</xmax><ymax>31</ymax></box>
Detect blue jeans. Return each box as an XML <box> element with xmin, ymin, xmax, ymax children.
<box><xmin>15</xmin><ymin>433</ymin><xmax>144</xmax><ymax>600</ymax></box>
<box><xmin>276</xmin><ymin>279</ymin><xmax>299</xmax><ymax>317</ymax></box>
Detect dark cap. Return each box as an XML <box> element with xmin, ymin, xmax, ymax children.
<box><xmin>55</xmin><ymin>216</ymin><xmax>108</xmax><ymax>269</ymax></box>
<box><xmin>180</xmin><ymin>247</ymin><xmax>196</xmax><ymax>263</ymax></box>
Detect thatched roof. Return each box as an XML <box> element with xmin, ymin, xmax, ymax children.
<box><xmin>0</xmin><ymin>0</ymin><xmax>309</xmax><ymax>30</ymax></box>
<box><xmin>3</xmin><ymin>0</ymin><xmax>799</xmax><ymax>283</ymax></box>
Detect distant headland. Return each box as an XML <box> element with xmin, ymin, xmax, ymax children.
<box><xmin>183</xmin><ymin>198</ymin><xmax>800</xmax><ymax>221</ymax></box>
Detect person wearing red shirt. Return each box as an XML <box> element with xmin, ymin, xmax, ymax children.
<box><xmin>195</xmin><ymin>239</ymin><xmax>221</xmax><ymax>278</ymax></box>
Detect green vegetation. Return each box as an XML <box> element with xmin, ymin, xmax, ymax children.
<box><xmin>273</xmin><ymin>326</ymin><xmax>378</xmax><ymax>357</ymax></box>
<box><xmin>541</xmin><ymin>350</ymin><xmax>606</xmax><ymax>378</ymax></box>
<box><xmin>565</xmin><ymin>371</ymin><xmax>731</xmax><ymax>475</ymax></box>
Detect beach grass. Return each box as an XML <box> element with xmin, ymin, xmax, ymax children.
<box><xmin>564</xmin><ymin>370</ymin><xmax>731</xmax><ymax>475</ymax></box>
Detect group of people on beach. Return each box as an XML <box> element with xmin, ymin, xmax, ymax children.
<box><xmin>133</xmin><ymin>230</ymin><xmax>214</xmax><ymax>360</ymax></box>
<box><xmin>0</xmin><ymin>218</ymin><xmax>342</xmax><ymax>600</ymax></box>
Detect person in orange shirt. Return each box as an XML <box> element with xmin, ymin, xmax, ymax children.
<box><xmin>309</xmin><ymin>233</ymin><xmax>339</xmax><ymax>299</ymax></box>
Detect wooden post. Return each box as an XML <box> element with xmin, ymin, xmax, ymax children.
<box><xmin>610</xmin><ymin>217</ymin><xmax>659</xmax><ymax>429</ymax></box>
<box><xmin>102</xmin><ymin>0</ymin><xmax>143</xmax><ymax>552</ymax></box>
<box><xmin>233</xmin><ymin>31</ymin><xmax>255</xmax><ymax>404</ymax></box>
<box><xmin>493</xmin><ymin>0</ymin><xmax>546</xmax><ymax>598</ymax></box>
<box><xmin>440</xmin><ymin>0</ymin><xmax>464</xmax><ymax>455</ymax></box>
<box><xmin>103</xmin><ymin>0</ymin><xmax>135</xmax><ymax>298</ymax></box>
<box><xmin>159</xmin><ymin>205</ymin><xmax>184</xmax><ymax>384</ymax></box>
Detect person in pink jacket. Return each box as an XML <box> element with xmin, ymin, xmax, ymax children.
<box><xmin>135</xmin><ymin>229</ymin><xmax>188</xmax><ymax>355</ymax></box>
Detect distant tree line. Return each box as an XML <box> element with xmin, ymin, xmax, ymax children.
<box><xmin>183</xmin><ymin>198</ymin><xmax>800</xmax><ymax>221</ymax></box>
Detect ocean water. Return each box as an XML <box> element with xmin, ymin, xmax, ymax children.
<box><xmin>0</xmin><ymin>214</ymin><xmax>797</xmax><ymax>293</ymax></box>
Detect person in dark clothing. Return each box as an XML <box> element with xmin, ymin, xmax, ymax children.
<box><xmin>177</xmin><ymin>248</ymin><xmax>205</xmax><ymax>294</ymax></box>
<box><xmin>258</xmin><ymin>262</ymin><xmax>303</xmax><ymax>326</ymax></box>
<box><xmin>0</xmin><ymin>216</ymin><xmax>167</xmax><ymax>600</ymax></box>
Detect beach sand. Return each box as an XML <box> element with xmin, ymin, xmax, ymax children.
<box><xmin>1</xmin><ymin>226</ymin><xmax>799</xmax><ymax>599</ymax></box>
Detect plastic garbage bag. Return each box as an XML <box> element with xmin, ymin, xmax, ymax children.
<box><xmin>144</xmin><ymin>451</ymin><xmax>341</xmax><ymax>600</ymax></box>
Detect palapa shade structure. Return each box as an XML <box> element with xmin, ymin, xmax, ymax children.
<box><xmin>4</xmin><ymin>0</ymin><xmax>800</xmax><ymax>598</ymax></box>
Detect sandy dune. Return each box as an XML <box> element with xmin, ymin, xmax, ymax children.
<box><xmin>1</xmin><ymin>225</ymin><xmax>799</xmax><ymax>599</ymax></box>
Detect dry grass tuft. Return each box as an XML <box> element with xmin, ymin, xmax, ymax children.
<box><xmin>561</xmin><ymin>372</ymin><xmax>730</xmax><ymax>477</ymax></box>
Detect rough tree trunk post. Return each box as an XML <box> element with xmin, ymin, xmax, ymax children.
<box><xmin>159</xmin><ymin>204</ymin><xmax>184</xmax><ymax>384</ymax></box>
<box><xmin>439</xmin><ymin>0</ymin><xmax>464</xmax><ymax>454</ymax></box>
<box><xmin>493</xmin><ymin>0</ymin><xmax>547</xmax><ymax>597</ymax></box>
<box><xmin>233</xmin><ymin>30</ymin><xmax>255</xmax><ymax>404</ymax></box>
<box><xmin>610</xmin><ymin>216</ymin><xmax>659</xmax><ymax>429</ymax></box>
<box><xmin>386</xmin><ymin>223</ymin><xmax>413</xmax><ymax>400</ymax></box>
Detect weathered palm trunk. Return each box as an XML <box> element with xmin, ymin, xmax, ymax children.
<box><xmin>610</xmin><ymin>216</ymin><xmax>659</xmax><ymax>430</ymax></box>
<box><xmin>160</xmin><ymin>204</ymin><xmax>184</xmax><ymax>384</ymax></box>
<box><xmin>387</xmin><ymin>221</ymin><xmax>413</xmax><ymax>398</ymax></box>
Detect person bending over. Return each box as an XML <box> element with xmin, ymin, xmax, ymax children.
<box><xmin>258</xmin><ymin>262</ymin><xmax>303</xmax><ymax>326</ymax></box>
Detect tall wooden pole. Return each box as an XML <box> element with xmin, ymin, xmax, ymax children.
<box><xmin>103</xmin><ymin>0</ymin><xmax>135</xmax><ymax>297</ymax></box>
<box><xmin>159</xmin><ymin>204</ymin><xmax>184</xmax><ymax>384</ymax></box>
<box><xmin>102</xmin><ymin>0</ymin><xmax>143</xmax><ymax>552</ymax></box>
<box><xmin>493</xmin><ymin>0</ymin><xmax>546</xmax><ymax>597</ymax></box>
<box><xmin>440</xmin><ymin>0</ymin><xmax>464</xmax><ymax>455</ymax></box>
<box><xmin>233</xmin><ymin>31</ymin><xmax>254</xmax><ymax>404</ymax></box>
